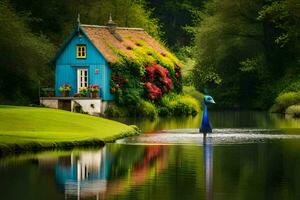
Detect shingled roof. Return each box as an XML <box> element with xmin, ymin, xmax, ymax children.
<box><xmin>54</xmin><ymin>15</ymin><xmax>181</xmax><ymax>68</ymax></box>
<box><xmin>78</xmin><ymin>23</ymin><xmax>181</xmax><ymax>67</ymax></box>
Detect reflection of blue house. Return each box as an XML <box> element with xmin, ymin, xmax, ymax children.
<box><xmin>55</xmin><ymin>148</ymin><xmax>112</xmax><ymax>197</ymax></box>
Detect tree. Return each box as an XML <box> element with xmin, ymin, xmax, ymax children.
<box><xmin>147</xmin><ymin>0</ymin><xmax>205</xmax><ymax>48</ymax></box>
<box><xmin>9</xmin><ymin>0</ymin><xmax>162</xmax><ymax>45</ymax></box>
<box><xmin>192</xmin><ymin>0</ymin><xmax>300</xmax><ymax>109</ymax></box>
<box><xmin>0</xmin><ymin>1</ymin><xmax>54</xmax><ymax>104</ymax></box>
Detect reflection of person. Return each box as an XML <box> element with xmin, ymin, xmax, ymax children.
<box><xmin>203</xmin><ymin>137</ymin><xmax>213</xmax><ymax>200</ymax></box>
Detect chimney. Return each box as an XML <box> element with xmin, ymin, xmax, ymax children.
<box><xmin>106</xmin><ymin>13</ymin><xmax>123</xmax><ymax>41</ymax></box>
<box><xmin>107</xmin><ymin>13</ymin><xmax>117</xmax><ymax>32</ymax></box>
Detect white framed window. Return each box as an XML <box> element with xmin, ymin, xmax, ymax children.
<box><xmin>77</xmin><ymin>68</ymin><xmax>88</xmax><ymax>92</ymax></box>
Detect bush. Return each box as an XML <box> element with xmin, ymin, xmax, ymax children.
<box><xmin>282</xmin><ymin>80</ymin><xmax>300</xmax><ymax>93</ymax></box>
<box><xmin>105</xmin><ymin>101</ymin><xmax>157</xmax><ymax>119</ymax></box>
<box><xmin>270</xmin><ymin>92</ymin><xmax>300</xmax><ymax>113</ymax></box>
<box><xmin>105</xmin><ymin>104</ymin><xmax>128</xmax><ymax>117</ymax></box>
<box><xmin>285</xmin><ymin>105</ymin><xmax>300</xmax><ymax>118</ymax></box>
<box><xmin>158</xmin><ymin>107</ymin><xmax>171</xmax><ymax>116</ymax></box>
<box><xmin>177</xmin><ymin>95</ymin><xmax>200</xmax><ymax>116</ymax></box>
<box><xmin>183</xmin><ymin>86</ymin><xmax>204</xmax><ymax>107</ymax></box>
<box><xmin>137</xmin><ymin>100</ymin><xmax>158</xmax><ymax>119</ymax></box>
<box><xmin>159</xmin><ymin>94</ymin><xmax>200</xmax><ymax>116</ymax></box>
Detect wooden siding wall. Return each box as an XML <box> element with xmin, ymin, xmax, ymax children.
<box><xmin>55</xmin><ymin>33</ymin><xmax>114</xmax><ymax>100</ymax></box>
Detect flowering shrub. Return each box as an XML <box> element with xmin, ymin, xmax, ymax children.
<box><xmin>110</xmin><ymin>74</ymin><xmax>129</xmax><ymax>94</ymax></box>
<box><xmin>107</xmin><ymin>43</ymin><xmax>191</xmax><ymax>118</ymax></box>
<box><xmin>88</xmin><ymin>84</ymin><xmax>99</xmax><ymax>93</ymax></box>
<box><xmin>79</xmin><ymin>87</ymin><xmax>89</xmax><ymax>97</ymax></box>
<box><xmin>59</xmin><ymin>84</ymin><xmax>71</xmax><ymax>92</ymax></box>
<box><xmin>145</xmin><ymin>82</ymin><xmax>162</xmax><ymax>100</ymax></box>
<box><xmin>173</xmin><ymin>64</ymin><xmax>182</xmax><ymax>93</ymax></box>
<box><xmin>144</xmin><ymin>64</ymin><xmax>172</xmax><ymax>100</ymax></box>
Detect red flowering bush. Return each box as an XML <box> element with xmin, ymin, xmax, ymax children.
<box><xmin>110</xmin><ymin>74</ymin><xmax>129</xmax><ymax>94</ymax></box>
<box><xmin>145</xmin><ymin>82</ymin><xmax>162</xmax><ymax>100</ymax></box>
<box><xmin>144</xmin><ymin>64</ymin><xmax>173</xmax><ymax>100</ymax></box>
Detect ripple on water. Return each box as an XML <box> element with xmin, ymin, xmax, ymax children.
<box><xmin>116</xmin><ymin>128</ymin><xmax>300</xmax><ymax>145</ymax></box>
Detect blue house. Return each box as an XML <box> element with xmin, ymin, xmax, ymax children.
<box><xmin>48</xmin><ymin>15</ymin><xmax>180</xmax><ymax>114</ymax></box>
<box><xmin>53</xmin><ymin>16</ymin><xmax>118</xmax><ymax>100</ymax></box>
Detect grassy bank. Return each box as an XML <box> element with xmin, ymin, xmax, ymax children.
<box><xmin>0</xmin><ymin>105</ymin><xmax>139</xmax><ymax>155</ymax></box>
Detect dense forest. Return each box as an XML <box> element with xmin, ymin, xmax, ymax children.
<box><xmin>192</xmin><ymin>0</ymin><xmax>300</xmax><ymax>109</ymax></box>
<box><xmin>0</xmin><ymin>0</ymin><xmax>299</xmax><ymax>110</ymax></box>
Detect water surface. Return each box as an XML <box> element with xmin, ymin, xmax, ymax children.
<box><xmin>1</xmin><ymin>111</ymin><xmax>300</xmax><ymax>200</ymax></box>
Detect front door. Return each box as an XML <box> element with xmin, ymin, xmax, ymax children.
<box><xmin>77</xmin><ymin>68</ymin><xmax>88</xmax><ymax>93</ymax></box>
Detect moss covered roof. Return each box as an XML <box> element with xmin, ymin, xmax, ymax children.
<box><xmin>80</xmin><ymin>24</ymin><xmax>181</xmax><ymax>68</ymax></box>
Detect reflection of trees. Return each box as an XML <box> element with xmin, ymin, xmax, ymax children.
<box><xmin>53</xmin><ymin>145</ymin><xmax>168</xmax><ymax>199</ymax></box>
<box><xmin>115</xmin><ymin>116</ymin><xmax>201</xmax><ymax>133</ymax></box>
<box><xmin>270</xmin><ymin>113</ymin><xmax>300</xmax><ymax>129</ymax></box>
<box><xmin>212</xmin><ymin>141</ymin><xmax>300</xmax><ymax>199</ymax></box>
<box><xmin>116</xmin><ymin>111</ymin><xmax>300</xmax><ymax>133</ymax></box>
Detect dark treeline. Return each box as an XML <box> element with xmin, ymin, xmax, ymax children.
<box><xmin>147</xmin><ymin>0</ymin><xmax>205</xmax><ymax>48</ymax></box>
<box><xmin>0</xmin><ymin>0</ymin><xmax>299</xmax><ymax>109</ymax></box>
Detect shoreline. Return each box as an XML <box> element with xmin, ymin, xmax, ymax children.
<box><xmin>0</xmin><ymin>126</ymin><xmax>140</xmax><ymax>156</ymax></box>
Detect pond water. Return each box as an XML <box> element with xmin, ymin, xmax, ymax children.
<box><xmin>1</xmin><ymin>111</ymin><xmax>300</xmax><ymax>200</ymax></box>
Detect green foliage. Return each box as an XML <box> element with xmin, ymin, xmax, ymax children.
<box><xmin>147</xmin><ymin>0</ymin><xmax>205</xmax><ymax>47</ymax></box>
<box><xmin>285</xmin><ymin>105</ymin><xmax>300</xmax><ymax>118</ymax></box>
<box><xmin>105</xmin><ymin>101</ymin><xmax>158</xmax><ymax>119</ymax></box>
<box><xmin>282</xmin><ymin>81</ymin><xmax>300</xmax><ymax>93</ymax></box>
<box><xmin>177</xmin><ymin>46</ymin><xmax>196</xmax><ymax>85</ymax></box>
<box><xmin>175</xmin><ymin>95</ymin><xmax>200</xmax><ymax>116</ymax></box>
<box><xmin>0</xmin><ymin>1</ymin><xmax>55</xmax><ymax>104</ymax></box>
<box><xmin>275</xmin><ymin>71</ymin><xmax>300</xmax><ymax>94</ymax></box>
<box><xmin>182</xmin><ymin>86</ymin><xmax>204</xmax><ymax>104</ymax></box>
<box><xmin>113</xmin><ymin>39</ymin><xmax>181</xmax><ymax>70</ymax></box>
<box><xmin>106</xmin><ymin>93</ymin><xmax>200</xmax><ymax>118</ymax></box>
<box><xmin>105</xmin><ymin>104</ymin><xmax>129</xmax><ymax>118</ymax></box>
<box><xmin>137</xmin><ymin>100</ymin><xmax>158</xmax><ymax>120</ymax></box>
<box><xmin>192</xmin><ymin>0</ymin><xmax>300</xmax><ymax>109</ymax></box>
<box><xmin>109</xmin><ymin>41</ymin><xmax>183</xmax><ymax>112</ymax></box>
<box><xmin>10</xmin><ymin>0</ymin><xmax>162</xmax><ymax>44</ymax></box>
<box><xmin>258</xmin><ymin>0</ymin><xmax>300</xmax><ymax>48</ymax></box>
<box><xmin>270</xmin><ymin>92</ymin><xmax>300</xmax><ymax>113</ymax></box>
<box><xmin>79</xmin><ymin>87</ymin><xmax>89</xmax><ymax>97</ymax></box>
<box><xmin>160</xmin><ymin>94</ymin><xmax>200</xmax><ymax>116</ymax></box>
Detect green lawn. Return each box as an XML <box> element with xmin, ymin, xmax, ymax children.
<box><xmin>0</xmin><ymin>105</ymin><xmax>138</xmax><ymax>153</ymax></box>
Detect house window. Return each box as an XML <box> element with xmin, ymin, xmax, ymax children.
<box><xmin>77</xmin><ymin>69</ymin><xmax>88</xmax><ymax>92</ymax></box>
<box><xmin>76</xmin><ymin>45</ymin><xmax>86</xmax><ymax>58</ymax></box>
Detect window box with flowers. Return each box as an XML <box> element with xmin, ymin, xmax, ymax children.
<box><xmin>88</xmin><ymin>84</ymin><xmax>100</xmax><ymax>98</ymax></box>
<box><xmin>59</xmin><ymin>84</ymin><xmax>72</xmax><ymax>97</ymax></box>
